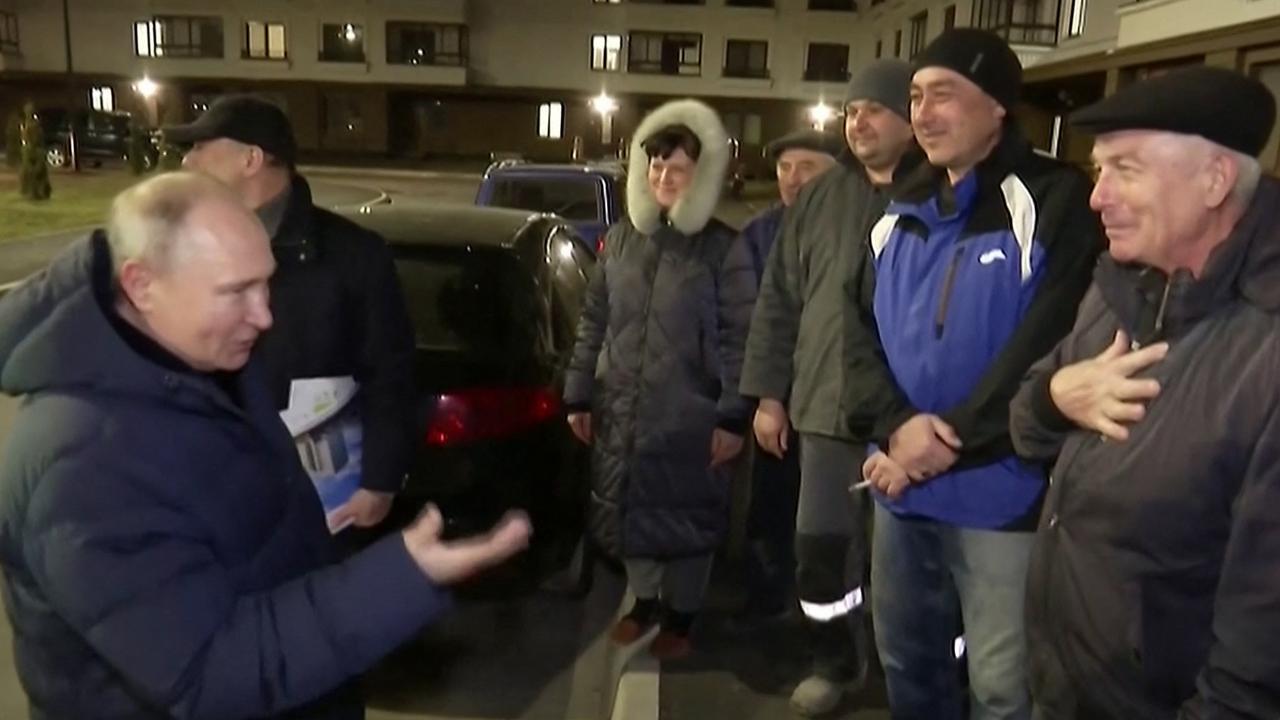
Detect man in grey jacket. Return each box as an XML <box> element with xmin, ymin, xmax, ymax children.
<box><xmin>740</xmin><ymin>59</ymin><xmax>918</xmax><ymax>716</ymax></box>
<box><xmin>1010</xmin><ymin>66</ymin><xmax>1280</xmax><ymax>719</ymax></box>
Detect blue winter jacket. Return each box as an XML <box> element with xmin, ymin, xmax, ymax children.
<box><xmin>868</xmin><ymin>129</ymin><xmax>1102</xmax><ymax>530</ymax></box>
<box><xmin>0</xmin><ymin>234</ymin><xmax>451</xmax><ymax>719</ymax></box>
<box><xmin>740</xmin><ymin>204</ymin><xmax>785</xmax><ymax>282</ymax></box>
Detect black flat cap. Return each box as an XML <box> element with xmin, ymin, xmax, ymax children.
<box><xmin>1071</xmin><ymin>66</ymin><xmax>1277</xmax><ymax>157</ymax></box>
<box><xmin>766</xmin><ymin>129</ymin><xmax>845</xmax><ymax>160</ymax></box>
<box><xmin>164</xmin><ymin>94</ymin><xmax>297</xmax><ymax>165</ymax></box>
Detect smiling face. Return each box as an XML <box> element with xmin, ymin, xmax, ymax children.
<box><xmin>1088</xmin><ymin>130</ymin><xmax>1229</xmax><ymax>273</ymax></box>
<box><xmin>647</xmin><ymin>147</ymin><xmax>697</xmax><ymax>210</ymax></box>
<box><xmin>844</xmin><ymin>99</ymin><xmax>914</xmax><ymax>176</ymax></box>
<box><xmin>910</xmin><ymin>66</ymin><xmax>1005</xmax><ymax>181</ymax></box>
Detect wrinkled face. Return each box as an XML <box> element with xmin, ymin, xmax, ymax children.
<box><xmin>647</xmin><ymin>147</ymin><xmax>697</xmax><ymax>210</ymax></box>
<box><xmin>182</xmin><ymin>137</ymin><xmax>255</xmax><ymax>192</ymax></box>
<box><xmin>844</xmin><ymin>100</ymin><xmax>915</xmax><ymax>173</ymax></box>
<box><xmin>910</xmin><ymin>67</ymin><xmax>1005</xmax><ymax>176</ymax></box>
<box><xmin>126</xmin><ymin>200</ymin><xmax>275</xmax><ymax>371</ymax></box>
<box><xmin>1089</xmin><ymin>131</ymin><xmax>1221</xmax><ymax>270</ymax></box>
<box><xmin>776</xmin><ymin>148</ymin><xmax>836</xmax><ymax>206</ymax></box>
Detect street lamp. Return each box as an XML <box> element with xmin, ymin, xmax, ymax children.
<box><xmin>590</xmin><ymin>91</ymin><xmax>618</xmax><ymax>148</ymax></box>
<box><xmin>134</xmin><ymin>76</ymin><xmax>159</xmax><ymax>99</ymax></box>
<box><xmin>808</xmin><ymin>101</ymin><xmax>835</xmax><ymax>132</ymax></box>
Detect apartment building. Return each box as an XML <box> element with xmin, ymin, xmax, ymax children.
<box><xmin>1</xmin><ymin>0</ymin><xmax>1277</xmax><ymax>170</ymax></box>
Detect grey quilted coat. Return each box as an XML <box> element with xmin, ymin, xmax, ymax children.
<box><xmin>563</xmin><ymin>100</ymin><xmax>757</xmax><ymax>559</ymax></box>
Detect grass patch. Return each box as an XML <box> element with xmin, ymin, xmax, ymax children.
<box><xmin>0</xmin><ymin>169</ymin><xmax>146</xmax><ymax>242</ymax></box>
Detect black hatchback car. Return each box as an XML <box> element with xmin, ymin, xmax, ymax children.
<box><xmin>342</xmin><ymin>203</ymin><xmax>597</xmax><ymax>574</ymax></box>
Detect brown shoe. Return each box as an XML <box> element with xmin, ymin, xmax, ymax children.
<box><xmin>609</xmin><ymin>598</ymin><xmax>658</xmax><ymax>645</ymax></box>
<box><xmin>648</xmin><ymin>629</ymin><xmax>692</xmax><ymax>660</ymax></box>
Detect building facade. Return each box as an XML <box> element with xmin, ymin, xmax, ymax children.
<box><xmin>1</xmin><ymin>0</ymin><xmax>1277</xmax><ymax>171</ymax></box>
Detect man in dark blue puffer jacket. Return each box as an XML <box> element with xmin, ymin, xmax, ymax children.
<box><xmin>0</xmin><ymin>171</ymin><xmax>530</xmax><ymax>720</ymax></box>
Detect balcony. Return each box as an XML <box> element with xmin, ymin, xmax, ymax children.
<box><xmin>972</xmin><ymin>0</ymin><xmax>1063</xmax><ymax>47</ymax></box>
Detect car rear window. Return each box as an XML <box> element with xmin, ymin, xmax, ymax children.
<box><xmin>394</xmin><ymin>247</ymin><xmax>539</xmax><ymax>356</ymax></box>
<box><xmin>486</xmin><ymin>176</ymin><xmax>601</xmax><ymax>222</ymax></box>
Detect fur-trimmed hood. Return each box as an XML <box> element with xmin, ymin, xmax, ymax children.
<box><xmin>627</xmin><ymin>99</ymin><xmax>730</xmax><ymax>236</ymax></box>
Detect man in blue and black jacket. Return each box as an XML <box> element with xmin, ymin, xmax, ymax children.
<box><xmin>855</xmin><ymin>29</ymin><xmax>1103</xmax><ymax>720</ymax></box>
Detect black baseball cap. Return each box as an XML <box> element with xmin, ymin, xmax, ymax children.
<box><xmin>163</xmin><ymin>94</ymin><xmax>297</xmax><ymax>166</ymax></box>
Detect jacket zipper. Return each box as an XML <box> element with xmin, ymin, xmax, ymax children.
<box><xmin>934</xmin><ymin>246</ymin><xmax>966</xmax><ymax>339</ymax></box>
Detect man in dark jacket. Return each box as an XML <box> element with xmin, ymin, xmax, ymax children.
<box><xmin>740</xmin><ymin>59</ymin><xmax>918</xmax><ymax>717</ymax></box>
<box><xmin>857</xmin><ymin>29</ymin><xmax>1102</xmax><ymax>720</ymax></box>
<box><xmin>167</xmin><ymin>95</ymin><xmax>413</xmax><ymax>532</ymax></box>
<box><xmin>736</xmin><ymin>128</ymin><xmax>840</xmax><ymax>622</ymax></box>
<box><xmin>1010</xmin><ymin>66</ymin><xmax>1280</xmax><ymax>720</ymax></box>
<box><xmin>0</xmin><ymin>172</ymin><xmax>530</xmax><ymax>719</ymax></box>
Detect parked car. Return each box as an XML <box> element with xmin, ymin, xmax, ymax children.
<box><xmin>474</xmin><ymin>161</ymin><xmax>625</xmax><ymax>254</ymax></box>
<box><xmin>35</xmin><ymin>108</ymin><xmax>158</xmax><ymax>170</ymax></box>
<box><xmin>340</xmin><ymin>202</ymin><xmax>596</xmax><ymax>581</ymax></box>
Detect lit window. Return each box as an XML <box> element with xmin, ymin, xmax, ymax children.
<box><xmin>591</xmin><ymin>34</ymin><xmax>622</xmax><ymax>72</ymax></box>
<box><xmin>90</xmin><ymin>86</ymin><xmax>114</xmax><ymax>112</ymax></box>
<box><xmin>1068</xmin><ymin>0</ymin><xmax>1087</xmax><ymax>37</ymax></box>
<box><xmin>538</xmin><ymin>102</ymin><xmax>564</xmax><ymax>140</ymax></box>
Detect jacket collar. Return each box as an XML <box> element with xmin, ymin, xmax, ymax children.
<box><xmin>271</xmin><ymin>174</ymin><xmax>319</xmax><ymax>265</ymax></box>
<box><xmin>894</xmin><ymin>123</ymin><xmax>1033</xmax><ymax>208</ymax></box>
<box><xmin>1096</xmin><ymin>175</ymin><xmax>1280</xmax><ymax>344</ymax></box>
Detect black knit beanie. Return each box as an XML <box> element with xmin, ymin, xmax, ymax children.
<box><xmin>913</xmin><ymin>28</ymin><xmax>1022</xmax><ymax>110</ymax></box>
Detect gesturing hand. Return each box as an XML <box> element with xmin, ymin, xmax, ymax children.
<box><xmin>1050</xmin><ymin>330</ymin><xmax>1167</xmax><ymax>442</ymax></box>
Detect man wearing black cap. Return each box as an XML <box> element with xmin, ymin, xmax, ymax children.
<box><xmin>734</xmin><ymin>128</ymin><xmax>840</xmax><ymax>628</ymax></box>
<box><xmin>856</xmin><ymin>29</ymin><xmax>1102</xmax><ymax>720</ymax></box>
<box><xmin>166</xmin><ymin>95</ymin><xmax>415</xmax><ymax>533</ymax></box>
<box><xmin>741</xmin><ymin>59</ymin><xmax>919</xmax><ymax>716</ymax></box>
<box><xmin>1011</xmin><ymin>66</ymin><xmax>1280</xmax><ymax>719</ymax></box>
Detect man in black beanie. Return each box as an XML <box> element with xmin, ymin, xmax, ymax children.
<box><xmin>1012</xmin><ymin>65</ymin><xmax>1280</xmax><ymax>719</ymax></box>
<box><xmin>855</xmin><ymin>28</ymin><xmax>1103</xmax><ymax>720</ymax></box>
<box><xmin>741</xmin><ymin>58</ymin><xmax>920</xmax><ymax>717</ymax></box>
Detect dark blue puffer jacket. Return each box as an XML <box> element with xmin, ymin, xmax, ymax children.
<box><xmin>0</xmin><ymin>234</ymin><xmax>450</xmax><ymax>719</ymax></box>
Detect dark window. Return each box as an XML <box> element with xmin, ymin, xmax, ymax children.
<box><xmin>0</xmin><ymin>12</ymin><xmax>18</xmax><ymax>54</ymax></box>
<box><xmin>972</xmin><ymin>0</ymin><xmax>1059</xmax><ymax>46</ymax></box>
<box><xmin>808</xmin><ymin>0</ymin><xmax>854</xmax><ymax>9</ymax></box>
<box><xmin>870</xmin><ymin>0</ymin><xmax>886</xmax><ymax>5</ymax></box>
<box><xmin>135</xmin><ymin>16</ymin><xmax>223</xmax><ymax>58</ymax></box>
<box><xmin>945</xmin><ymin>5</ymin><xmax>957</xmax><ymax>29</ymax></box>
<box><xmin>724</xmin><ymin>39</ymin><xmax>768</xmax><ymax>79</ymax></box>
<box><xmin>387</xmin><ymin>22</ymin><xmax>467</xmax><ymax>66</ymax></box>
<box><xmin>804</xmin><ymin>43</ymin><xmax>849</xmax><ymax>82</ymax></box>
<box><xmin>628</xmin><ymin>31</ymin><xmax>701</xmax><ymax>76</ymax></box>
<box><xmin>487</xmin><ymin>177</ymin><xmax>602</xmax><ymax>222</ymax></box>
<box><xmin>320</xmin><ymin>23</ymin><xmax>365</xmax><ymax>63</ymax></box>
<box><xmin>727</xmin><ymin>0</ymin><xmax>773</xmax><ymax>6</ymax></box>
<box><xmin>893</xmin><ymin>29</ymin><xmax>902</xmax><ymax>57</ymax></box>
<box><xmin>322</xmin><ymin>93</ymin><xmax>364</xmax><ymax>142</ymax></box>
<box><xmin>244</xmin><ymin>21</ymin><xmax>286</xmax><ymax>60</ymax></box>
<box><xmin>394</xmin><ymin>249</ymin><xmax>540</xmax><ymax>358</ymax></box>
<box><xmin>875</xmin><ymin>38</ymin><xmax>883</xmax><ymax>58</ymax></box>
<box><xmin>909</xmin><ymin>12</ymin><xmax>928</xmax><ymax>57</ymax></box>
<box><xmin>628</xmin><ymin>0</ymin><xmax>704</xmax><ymax>4</ymax></box>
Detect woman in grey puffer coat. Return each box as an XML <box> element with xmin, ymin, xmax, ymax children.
<box><xmin>563</xmin><ymin>99</ymin><xmax>757</xmax><ymax>659</ymax></box>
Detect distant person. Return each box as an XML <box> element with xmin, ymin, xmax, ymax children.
<box><xmin>1011</xmin><ymin>66</ymin><xmax>1280</xmax><ymax>719</ymax></box>
<box><xmin>736</xmin><ymin>128</ymin><xmax>841</xmax><ymax>623</ymax></box>
<box><xmin>0</xmin><ymin>172</ymin><xmax>530</xmax><ymax>719</ymax></box>
<box><xmin>168</xmin><ymin>95</ymin><xmax>414</xmax><ymax>533</ymax></box>
<box><xmin>741</xmin><ymin>60</ymin><xmax>920</xmax><ymax>717</ymax></box>
<box><xmin>563</xmin><ymin>99</ymin><xmax>756</xmax><ymax>661</ymax></box>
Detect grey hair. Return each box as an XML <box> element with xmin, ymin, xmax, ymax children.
<box><xmin>1227</xmin><ymin>147</ymin><xmax>1262</xmax><ymax>208</ymax></box>
<box><xmin>105</xmin><ymin>171</ymin><xmax>235</xmax><ymax>276</ymax></box>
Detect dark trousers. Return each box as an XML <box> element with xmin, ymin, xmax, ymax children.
<box><xmin>743</xmin><ymin>432</ymin><xmax>802</xmax><ymax>613</ymax></box>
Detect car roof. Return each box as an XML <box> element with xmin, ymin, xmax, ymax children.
<box><xmin>485</xmin><ymin>162</ymin><xmax>624</xmax><ymax>179</ymax></box>
<box><xmin>340</xmin><ymin>201</ymin><xmax>552</xmax><ymax>250</ymax></box>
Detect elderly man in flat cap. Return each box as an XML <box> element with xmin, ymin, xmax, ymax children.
<box><xmin>740</xmin><ymin>59</ymin><xmax>920</xmax><ymax>716</ymax></box>
<box><xmin>1011</xmin><ymin>66</ymin><xmax>1280</xmax><ymax>719</ymax></box>
<box><xmin>735</xmin><ymin>128</ymin><xmax>841</xmax><ymax>628</ymax></box>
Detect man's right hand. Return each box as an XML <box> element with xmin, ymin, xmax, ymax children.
<box><xmin>753</xmin><ymin>398</ymin><xmax>789</xmax><ymax>459</ymax></box>
<box><xmin>888</xmin><ymin>414</ymin><xmax>962</xmax><ymax>481</ymax></box>
<box><xmin>402</xmin><ymin>504</ymin><xmax>532</xmax><ymax>585</ymax></box>
<box><xmin>567</xmin><ymin>412</ymin><xmax>593</xmax><ymax>445</ymax></box>
<box><xmin>1050</xmin><ymin>330</ymin><xmax>1167</xmax><ymax>442</ymax></box>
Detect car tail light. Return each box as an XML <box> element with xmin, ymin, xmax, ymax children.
<box><xmin>424</xmin><ymin>386</ymin><xmax>561</xmax><ymax>447</ymax></box>
<box><xmin>596</xmin><ymin>233</ymin><xmax>606</xmax><ymax>255</ymax></box>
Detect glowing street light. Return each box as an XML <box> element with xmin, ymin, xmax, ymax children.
<box><xmin>343</xmin><ymin>24</ymin><xmax>358</xmax><ymax>43</ymax></box>
<box><xmin>808</xmin><ymin>101</ymin><xmax>835</xmax><ymax>131</ymax></box>
<box><xmin>133</xmin><ymin>76</ymin><xmax>159</xmax><ymax>99</ymax></box>
<box><xmin>590</xmin><ymin>91</ymin><xmax>618</xmax><ymax>116</ymax></box>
